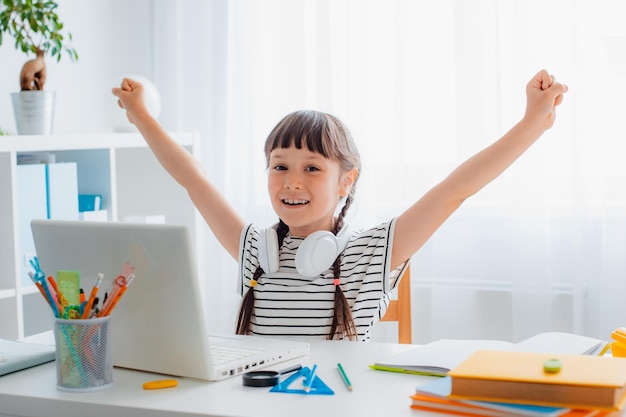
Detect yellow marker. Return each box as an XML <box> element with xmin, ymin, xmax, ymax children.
<box><xmin>143</xmin><ymin>379</ymin><xmax>178</xmax><ymax>390</ymax></box>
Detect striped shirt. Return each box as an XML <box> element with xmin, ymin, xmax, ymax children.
<box><xmin>238</xmin><ymin>219</ymin><xmax>405</xmax><ymax>342</ymax></box>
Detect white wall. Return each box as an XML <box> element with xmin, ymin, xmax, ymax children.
<box><xmin>5</xmin><ymin>0</ymin><xmax>626</xmax><ymax>344</ymax></box>
<box><xmin>0</xmin><ymin>0</ymin><xmax>154</xmax><ymax>134</ymax></box>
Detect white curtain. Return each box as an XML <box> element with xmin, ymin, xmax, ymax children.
<box><xmin>158</xmin><ymin>0</ymin><xmax>626</xmax><ymax>343</ymax></box>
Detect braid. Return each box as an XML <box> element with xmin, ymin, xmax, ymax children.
<box><xmin>275</xmin><ymin>219</ymin><xmax>290</xmax><ymax>244</ymax></box>
<box><xmin>236</xmin><ymin>266</ymin><xmax>263</xmax><ymax>335</ymax></box>
<box><xmin>236</xmin><ymin>219</ymin><xmax>291</xmax><ymax>335</ymax></box>
<box><xmin>327</xmin><ymin>195</ymin><xmax>358</xmax><ymax>341</ymax></box>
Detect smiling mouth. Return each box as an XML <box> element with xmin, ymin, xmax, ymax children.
<box><xmin>282</xmin><ymin>199</ymin><xmax>309</xmax><ymax>206</ymax></box>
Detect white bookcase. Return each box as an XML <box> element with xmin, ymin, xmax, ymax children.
<box><xmin>0</xmin><ymin>132</ymin><xmax>204</xmax><ymax>340</ymax></box>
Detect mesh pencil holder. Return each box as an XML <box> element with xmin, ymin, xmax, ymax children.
<box><xmin>53</xmin><ymin>316</ymin><xmax>113</xmax><ymax>392</ymax></box>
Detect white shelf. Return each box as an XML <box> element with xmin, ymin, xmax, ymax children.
<box><xmin>0</xmin><ymin>132</ymin><xmax>196</xmax><ymax>152</ymax></box>
<box><xmin>0</xmin><ymin>132</ymin><xmax>203</xmax><ymax>340</ymax></box>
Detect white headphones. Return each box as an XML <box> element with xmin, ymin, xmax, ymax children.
<box><xmin>257</xmin><ymin>226</ymin><xmax>351</xmax><ymax>278</ymax></box>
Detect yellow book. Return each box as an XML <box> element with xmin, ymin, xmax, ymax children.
<box><xmin>448</xmin><ymin>350</ymin><xmax>626</xmax><ymax>411</ymax></box>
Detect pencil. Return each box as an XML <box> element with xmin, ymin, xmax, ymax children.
<box><xmin>41</xmin><ymin>278</ymin><xmax>60</xmax><ymax>318</ymax></box>
<box><xmin>34</xmin><ymin>281</ymin><xmax>51</xmax><ymax>308</ymax></box>
<box><xmin>337</xmin><ymin>363</ymin><xmax>352</xmax><ymax>391</ymax></box>
<box><xmin>47</xmin><ymin>275</ymin><xmax>58</xmax><ymax>294</ymax></box>
<box><xmin>598</xmin><ymin>342</ymin><xmax>612</xmax><ymax>357</ymax></box>
<box><xmin>304</xmin><ymin>364</ymin><xmax>317</xmax><ymax>393</ymax></box>
<box><xmin>28</xmin><ymin>272</ymin><xmax>51</xmax><ymax>309</ymax></box>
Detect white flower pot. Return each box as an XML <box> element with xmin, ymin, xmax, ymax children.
<box><xmin>11</xmin><ymin>91</ymin><xmax>56</xmax><ymax>135</ymax></box>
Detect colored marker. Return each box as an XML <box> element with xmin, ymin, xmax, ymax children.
<box><xmin>337</xmin><ymin>363</ymin><xmax>352</xmax><ymax>391</ymax></box>
<box><xmin>304</xmin><ymin>364</ymin><xmax>317</xmax><ymax>393</ymax></box>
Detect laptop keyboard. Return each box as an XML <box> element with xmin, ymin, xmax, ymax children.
<box><xmin>210</xmin><ymin>345</ymin><xmax>261</xmax><ymax>366</ymax></box>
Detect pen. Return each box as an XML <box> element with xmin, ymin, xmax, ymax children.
<box><xmin>304</xmin><ymin>364</ymin><xmax>317</xmax><ymax>393</ymax></box>
<box><xmin>337</xmin><ymin>362</ymin><xmax>352</xmax><ymax>392</ymax></box>
<box><xmin>100</xmin><ymin>264</ymin><xmax>132</xmax><ymax>314</ymax></box>
<box><xmin>99</xmin><ymin>274</ymin><xmax>135</xmax><ymax>317</ymax></box>
<box><xmin>89</xmin><ymin>296</ymin><xmax>100</xmax><ymax>318</ymax></box>
<box><xmin>82</xmin><ymin>273</ymin><xmax>103</xmax><ymax>319</ymax></box>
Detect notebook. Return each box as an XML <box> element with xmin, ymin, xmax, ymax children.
<box><xmin>0</xmin><ymin>338</ymin><xmax>55</xmax><ymax>376</ymax></box>
<box><xmin>31</xmin><ymin>219</ymin><xmax>310</xmax><ymax>381</ymax></box>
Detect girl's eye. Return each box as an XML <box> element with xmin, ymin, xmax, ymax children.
<box><xmin>273</xmin><ymin>164</ymin><xmax>287</xmax><ymax>171</ymax></box>
<box><xmin>305</xmin><ymin>166</ymin><xmax>320</xmax><ymax>172</ymax></box>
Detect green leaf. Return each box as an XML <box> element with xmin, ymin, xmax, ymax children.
<box><xmin>1</xmin><ymin>0</ymin><xmax>79</xmax><ymax>63</ymax></box>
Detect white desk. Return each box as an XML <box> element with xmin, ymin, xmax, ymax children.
<box><xmin>0</xmin><ymin>340</ymin><xmax>434</xmax><ymax>417</ymax></box>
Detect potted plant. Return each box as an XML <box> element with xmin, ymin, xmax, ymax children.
<box><xmin>0</xmin><ymin>0</ymin><xmax>78</xmax><ymax>134</ymax></box>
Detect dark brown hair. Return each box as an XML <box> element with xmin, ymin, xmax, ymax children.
<box><xmin>236</xmin><ymin>110</ymin><xmax>361</xmax><ymax>340</ymax></box>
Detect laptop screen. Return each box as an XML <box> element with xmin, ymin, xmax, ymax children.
<box><xmin>31</xmin><ymin>220</ymin><xmax>214</xmax><ymax>379</ymax></box>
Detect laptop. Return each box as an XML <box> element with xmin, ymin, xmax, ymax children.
<box><xmin>31</xmin><ymin>219</ymin><xmax>310</xmax><ymax>381</ymax></box>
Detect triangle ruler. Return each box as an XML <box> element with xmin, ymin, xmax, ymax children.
<box><xmin>270</xmin><ymin>366</ymin><xmax>334</xmax><ymax>395</ymax></box>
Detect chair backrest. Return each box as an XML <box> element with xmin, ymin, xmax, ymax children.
<box><xmin>380</xmin><ymin>264</ymin><xmax>412</xmax><ymax>344</ymax></box>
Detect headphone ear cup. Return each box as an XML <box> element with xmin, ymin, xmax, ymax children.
<box><xmin>258</xmin><ymin>228</ymin><xmax>279</xmax><ymax>273</ymax></box>
<box><xmin>295</xmin><ymin>231</ymin><xmax>339</xmax><ymax>278</ymax></box>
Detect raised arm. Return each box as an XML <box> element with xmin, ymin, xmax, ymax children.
<box><xmin>112</xmin><ymin>78</ymin><xmax>245</xmax><ymax>260</ymax></box>
<box><xmin>391</xmin><ymin>69</ymin><xmax>568</xmax><ymax>269</ymax></box>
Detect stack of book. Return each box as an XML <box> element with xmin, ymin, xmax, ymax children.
<box><xmin>371</xmin><ymin>332</ymin><xmax>606</xmax><ymax>377</ymax></box>
<box><xmin>411</xmin><ymin>350</ymin><xmax>626</xmax><ymax>416</ymax></box>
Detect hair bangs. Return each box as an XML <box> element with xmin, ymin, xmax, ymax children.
<box><xmin>265</xmin><ymin>110</ymin><xmax>333</xmax><ymax>161</ymax></box>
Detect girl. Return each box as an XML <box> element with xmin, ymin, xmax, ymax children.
<box><xmin>112</xmin><ymin>69</ymin><xmax>567</xmax><ymax>342</ymax></box>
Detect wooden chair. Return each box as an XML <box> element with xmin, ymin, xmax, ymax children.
<box><xmin>380</xmin><ymin>264</ymin><xmax>412</xmax><ymax>344</ymax></box>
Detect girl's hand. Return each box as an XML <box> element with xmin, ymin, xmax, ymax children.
<box><xmin>523</xmin><ymin>69</ymin><xmax>568</xmax><ymax>131</ymax></box>
<box><xmin>111</xmin><ymin>78</ymin><xmax>150</xmax><ymax>125</ymax></box>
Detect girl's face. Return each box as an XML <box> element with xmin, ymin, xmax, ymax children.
<box><xmin>268</xmin><ymin>145</ymin><xmax>356</xmax><ymax>237</ymax></box>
